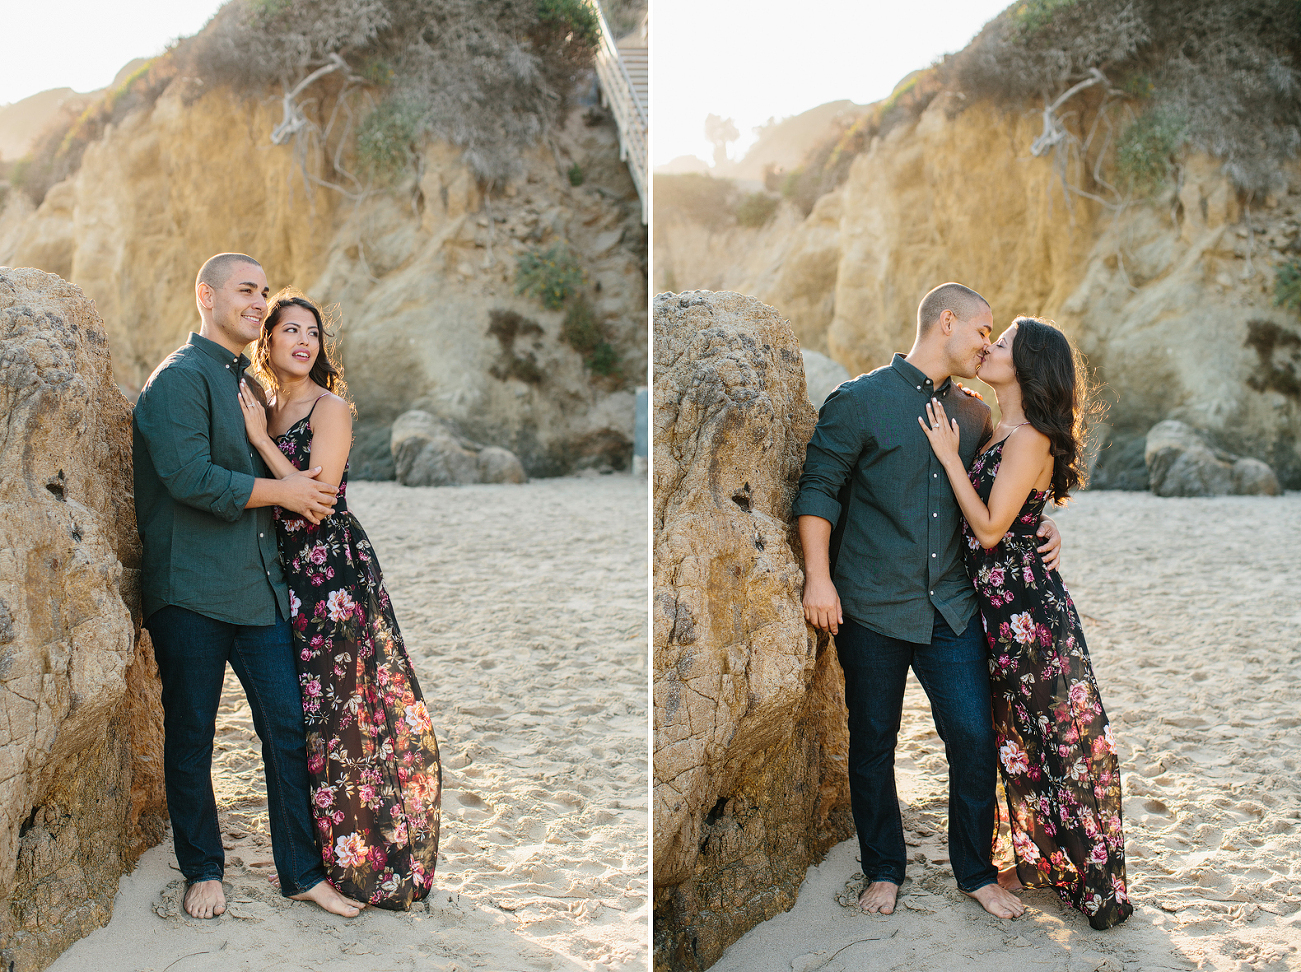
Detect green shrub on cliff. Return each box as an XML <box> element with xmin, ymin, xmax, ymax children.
<box><xmin>1277</xmin><ymin>259</ymin><xmax>1301</xmax><ymax>313</ymax></box>
<box><xmin>516</xmin><ymin>245</ymin><xmax>586</xmax><ymax>310</ymax></box>
<box><xmin>1115</xmin><ymin>110</ymin><xmax>1185</xmax><ymax>196</ymax></box>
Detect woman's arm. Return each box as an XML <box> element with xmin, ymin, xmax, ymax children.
<box><xmin>238</xmin><ymin>380</ymin><xmax>301</xmax><ymax>480</ymax></box>
<box><xmin>304</xmin><ymin>395</ymin><xmax>353</xmax><ymax>488</ymax></box>
<box><xmin>918</xmin><ymin>398</ymin><xmax>1051</xmax><ymax>548</ymax></box>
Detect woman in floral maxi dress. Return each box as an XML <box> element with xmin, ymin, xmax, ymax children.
<box><xmin>239</xmin><ymin>289</ymin><xmax>441</xmax><ymax>911</ymax></box>
<box><xmin>920</xmin><ymin>317</ymin><xmax>1131</xmax><ymax>930</ymax></box>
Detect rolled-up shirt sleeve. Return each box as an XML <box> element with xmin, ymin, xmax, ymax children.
<box><xmin>791</xmin><ymin>384</ymin><xmax>866</xmax><ymax>525</ymax></box>
<box><xmin>134</xmin><ymin>368</ymin><xmax>256</xmax><ymax>522</ymax></box>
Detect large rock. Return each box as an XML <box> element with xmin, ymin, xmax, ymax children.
<box><xmin>0</xmin><ymin>269</ymin><xmax>166</xmax><ymax>972</ymax></box>
<box><xmin>653</xmin><ymin>291</ymin><xmax>852</xmax><ymax>972</ymax></box>
<box><xmin>1144</xmin><ymin>419</ymin><xmax>1281</xmax><ymax>497</ymax></box>
<box><xmin>390</xmin><ymin>410</ymin><xmax>527</xmax><ymax>486</ymax></box>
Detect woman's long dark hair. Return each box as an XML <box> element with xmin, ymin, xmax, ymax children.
<box><xmin>1011</xmin><ymin>316</ymin><xmax>1098</xmax><ymax>504</ymax></box>
<box><xmin>252</xmin><ymin>288</ymin><xmax>348</xmax><ymax>400</ymax></box>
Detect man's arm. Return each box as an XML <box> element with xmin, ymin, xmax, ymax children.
<box><xmin>135</xmin><ymin>367</ymin><xmax>336</xmax><ymax>523</ymax></box>
<box><xmin>792</xmin><ymin>386</ymin><xmax>864</xmax><ymax>634</ymax></box>
<box><xmin>799</xmin><ymin>515</ymin><xmax>844</xmax><ymax>634</ymax></box>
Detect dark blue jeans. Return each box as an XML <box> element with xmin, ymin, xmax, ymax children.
<box><xmin>146</xmin><ymin>605</ymin><xmax>324</xmax><ymax>896</ymax></box>
<box><xmin>836</xmin><ymin>609</ymin><xmax>998</xmax><ymax>892</ymax></box>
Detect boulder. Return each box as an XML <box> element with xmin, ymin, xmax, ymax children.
<box><xmin>653</xmin><ymin>291</ymin><xmax>852</xmax><ymax>972</ymax></box>
<box><xmin>477</xmin><ymin>446</ymin><xmax>527</xmax><ymax>484</ymax></box>
<box><xmin>1232</xmin><ymin>457</ymin><xmax>1282</xmax><ymax>496</ymax></box>
<box><xmin>390</xmin><ymin>410</ymin><xmax>526</xmax><ymax>487</ymax></box>
<box><xmin>800</xmin><ymin>349</ymin><xmax>851</xmax><ymax>411</ymax></box>
<box><xmin>1144</xmin><ymin>419</ymin><xmax>1283</xmax><ymax>497</ymax></box>
<box><xmin>0</xmin><ymin>268</ymin><xmax>166</xmax><ymax>972</ymax></box>
<box><xmin>1088</xmin><ymin>430</ymin><xmax>1149</xmax><ymax>491</ymax></box>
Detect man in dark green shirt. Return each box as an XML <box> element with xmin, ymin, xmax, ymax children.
<box><xmin>794</xmin><ymin>283</ymin><xmax>1061</xmax><ymax>921</ymax></box>
<box><xmin>133</xmin><ymin>252</ymin><xmax>362</xmax><ymax>920</ymax></box>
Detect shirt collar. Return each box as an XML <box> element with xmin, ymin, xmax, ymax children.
<box><xmin>188</xmin><ymin>330</ymin><xmax>251</xmax><ymax>371</ymax></box>
<box><xmin>891</xmin><ymin>352</ymin><xmax>953</xmax><ymax>396</ymax></box>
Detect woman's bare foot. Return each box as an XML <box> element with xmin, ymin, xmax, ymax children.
<box><xmin>966</xmin><ymin>883</ymin><xmax>1025</xmax><ymax>919</ymax></box>
<box><xmin>183</xmin><ymin>880</ymin><xmax>226</xmax><ymax>919</ymax></box>
<box><xmin>290</xmin><ymin>880</ymin><xmax>366</xmax><ymax>917</ymax></box>
<box><xmin>997</xmin><ymin>865</ymin><xmax>1024</xmax><ymax>891</ymax></box>
<box><xmin>857</xmin><ymin>881</ymin><xmax>899</xmax><ymax>915</ymax></box>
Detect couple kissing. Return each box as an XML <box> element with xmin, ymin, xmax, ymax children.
<box><xmin>796</xmin><ymin>282</ymin><xmax>1132</xmax><ymax>930</ymax></box>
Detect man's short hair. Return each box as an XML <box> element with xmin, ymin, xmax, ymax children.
<box><xmin>917</xmin><ymin>282</ymin><xmax>990</xmax><ymax>337</ymax></box>
<box><xmin>197</xmin><ymin>252</ymin><xmax>262</xmax><ymax>292</ymax></box>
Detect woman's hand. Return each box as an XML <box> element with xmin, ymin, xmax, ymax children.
<box><xmin>918</xmin><ymin>398</ymin><xmax>962</xmax><ymax>467</ymax></box>
<box><xmin>239</xmin><ymin>379</ymin><xmax>270</xmax><ymax>447</ymax></box>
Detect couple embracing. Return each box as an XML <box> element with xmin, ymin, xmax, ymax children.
<box><xmin>132</xmin><ymin>252</ymin><xmax>441</xmax><ymax>919</ymax></box>
<box><xmin>795</xmin><ymin>283</ymin><xmax>1132</xmax><ymax>930</ymax></box>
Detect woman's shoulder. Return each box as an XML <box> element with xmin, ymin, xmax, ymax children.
<box><xmin>1005</xmin><ymin>422</ymin><xmax>1051</xmax><ymax>453</ymax></box>
<box><xmin>311</xmin><ymin>390</ymin><xmax>353</xmax><ymax>420</ymax></box>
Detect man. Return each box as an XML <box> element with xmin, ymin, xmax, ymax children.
<box><xmin>793</xmin><ymin>282</ymin><xmax>1062</xmax><ymax>920</ymax></box>
<box><xmin>133</xmin><ymin>252</ymin><xmax>363</xmax><ymax>919</ymax></box>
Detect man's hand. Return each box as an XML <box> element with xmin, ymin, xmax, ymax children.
<box><xmin>279</xmin><ymin>467</ymin><xmax>337</xmax><ymax>524</ymax></box>
<box><xmin>1037</xmin><ymin>516</ymin><xmax>1062</xmax><ymax>573</ymax></box>
<box><xmin>803</xmin><ymin>574</ymin><xmax>844</xmax><ymax>635</ymax></box>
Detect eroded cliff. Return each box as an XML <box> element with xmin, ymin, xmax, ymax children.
<box><xmin>656</xmin><ymin>94</ymin><xmax>1301</xmax><ymax>487</ymax></box>
<box><xmin>1</xmin><ymin>76</ymin><xmax>647</xmax><ymax>477</ymax></box>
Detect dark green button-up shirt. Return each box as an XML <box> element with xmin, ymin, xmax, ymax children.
<box><xmin>132</xmin><ymin>332</ymin><xmax>289</xmax><ymax>625</ymax></box>
<box><xmin>792</xmin><ymin>353</ymin><xmax>993</xmax><ymax>644</ymax></box>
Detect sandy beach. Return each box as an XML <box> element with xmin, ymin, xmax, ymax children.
<box><xmin>47</xmin><ymin>475</ymin><xmax>648</xmax><ymax>972</ymax></box>
<box><xmin>712</xmin><ymin>490</ymin><xmax>1301</xmax><ymax>972</ymax></box>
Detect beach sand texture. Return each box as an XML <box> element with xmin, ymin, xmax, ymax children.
<box><xmin>710</xmin><ymin>491</ymin><xmax>1301</xmax><ymax>972</ymax></box>
<box><xmin>46</xmin><ymin>475</ymin><xmax>648</xmax><ymax>972</ymax></box>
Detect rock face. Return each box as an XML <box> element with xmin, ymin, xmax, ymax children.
<box><xmin>0</xmin><ymin>81</ymin><xmax>646</xmax><ymax>478</ymax></box>
<box><xmin>655</xmin><ymin>93</ymin><xmax>1301</xmax><ymax>487</ymax></box>
<box><xmin>653</xmin><ymin>291</ymin><xmax>852</xmax><ymax>972</ymax></box>
<box><xmin>390</xmin><ymin>410</ymin><xmax>527</xmax><ymax>486</ymax></box>
<box><xmin>0</xmin><ymin>269</ymin><xmax>166</xmax><ymax>972</ymax></box>
<box><xmin>1145</xmin><ymin>419</ymin><xmax>1281</xmax><ymax>497</ymax></box>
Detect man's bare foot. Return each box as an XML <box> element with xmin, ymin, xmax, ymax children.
<box><xmin>183</xmin><ymin>880</ymin><xmax>226</xmax><ymax>919</ymax></box>
<box><xmin>290</xmin><ymin>880</ymin><xmax>366</xmax><ymax>917</ymax></box>
<box><xmin>857</xmin><ymin>881</ymin><xmax>899</xmax><ymax>915</ymax></box>
<box><xmin>966</xmin><ymin>882</ymin><xmax>1025</xmax><ymax>919</ymax></box>
<box><xmin>997</xmin><ymin>865</ymin><xmax>1024</xmax><ymax>892</ymax></box>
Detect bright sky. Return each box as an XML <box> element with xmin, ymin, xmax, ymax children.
<box><xmin>653</xmin><ymin>0</ymin><xmax>1015</xmax><ymax>167</ymax></box>
<box><xmin>0</xmin><ymin>0</ymin><xmax>225</xmax><ymax>106</ymax></box>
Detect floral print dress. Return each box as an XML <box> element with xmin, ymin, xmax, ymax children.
<box><xmin>273</xmin><ymin>407</ymin><xmax>441</xmax><ymax>910</ymax></box>
<box><xmin>965</xmin><ymin>435</ymin><xmax>1132</xmax><ymax>930</ymax></box>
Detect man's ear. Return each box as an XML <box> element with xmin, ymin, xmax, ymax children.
<box><xmin>197</xmin><ymin>282</ymin><xmax>215</xmax><ymax>309</ymax></box>
<box><xmin>938</xmin><ymin>309</ymin><xmax>954</xmax><ymax>334</ymax></box>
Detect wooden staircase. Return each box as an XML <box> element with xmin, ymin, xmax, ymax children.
<box><xmin>587</xmin><ymin>3</ymin><xmax>647</xmax><ymax>223</ymax></box>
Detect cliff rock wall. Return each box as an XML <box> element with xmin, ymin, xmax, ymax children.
<box><xmin>653</xmin><ymin>292</ymin><xmax>852</xmax><ymax>972</ymax></box>
<box><xmin>655</xmin><ymin>94</ymin><xmax>1301</xmax><ymax>486</ymax></box>
<box><xmin>1</xmin><ymin>79</ymin><xmax>647</xmax><ymax>476</ymax></box>
<box><xmin>0</xmin><ymin>268</ymin><xmax>166</xmax><ymax>972</ymax></box>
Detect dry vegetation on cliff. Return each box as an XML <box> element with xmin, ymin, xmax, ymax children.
<box><xmin>10</xmin><ymin>0</ymin><xmax>606</xmax><ymax>205</ymax></box>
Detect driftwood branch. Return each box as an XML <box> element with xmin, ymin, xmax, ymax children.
<box><xmin>271</xmin><ymin>53</ymin><xmax>349</xmax><ymax>145</ymax></box>
<box><xmin>1031</xmin><ymin>68</ymin><xmax>1109</xmax><ymax>157</ymax></box>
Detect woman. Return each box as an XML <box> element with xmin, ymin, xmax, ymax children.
<box><xmin>918</xmin><ymin>316</ymin><xmax>1131</xmax><ymax>930</ymax></box>
<box><xmin>237</xmin><ymin>288</ymin><xmax>442</xmax><ymax>911</ymax></box>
